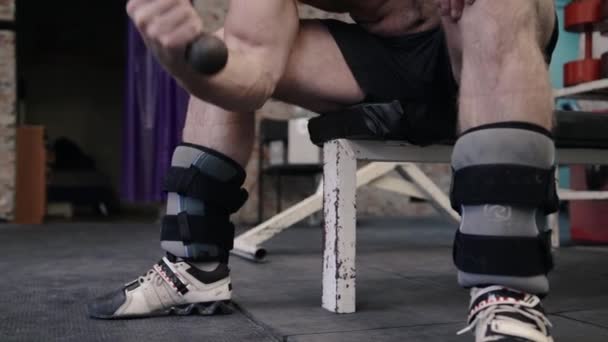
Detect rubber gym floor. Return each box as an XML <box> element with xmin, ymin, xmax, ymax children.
<box><xmin>1</xmin><ymin>216</ymin><xmax>608</xmax><ymax>342</ymax></box>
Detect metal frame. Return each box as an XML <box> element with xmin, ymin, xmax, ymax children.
<box><xmin>234</xmin><ymin>139</ymin><xmax>608</xmax><ymax>260</ymax></box>
<box><xmin>234</xmin><ymin>137</ymin><xmax>608</xmax><ymax>313</ymax></box>
<box><xmin>320</xmin><ymin>139</ymin><xmax>608</xmax><ymax>313</ymax></box>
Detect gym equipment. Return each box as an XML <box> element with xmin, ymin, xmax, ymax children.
<box><xmin>186</xmin><ymin>34</ymin><xmax>229</xmax><ymax>75</ymax></box>
<box><xmin>451</xmin><ymin>124</ymin><xmax>556</xmax><ymax>295</ymax></box>
<box><xmin>596</xmin><ymin>0</ymin><xmax>608</xmax><ymax>34</ymax></box>
<box><xmin>602</xmin><ymin>50</ymin><xmax>608</xmax><ymax>78</ymax></box>
<box><xmin>570</xmin><ymin>164</ymin><xmax>608</xmax><ymax>243</ymax></box>
<box><xmin>564</xmin><ymin>0</ymin><xmax>602</xmax><ymax>86</ymax></box>
<box><xmin>312</xmin><ymin>111</ymin><xmax>608</xmax><ymax>313</ymax></box>
<box><xmin>600</xmin><ymin>0</ymin><xmax>608</xmax><ymax>78</ymax></box>
<box><xmin>234</xmin><ymin>101</ymin><xmax>608</xmax><ymax>313</ymax></box>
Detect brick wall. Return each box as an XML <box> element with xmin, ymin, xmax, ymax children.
<box><xmin>0</xmin><ymin>0</ymin><xmax>15</xmax><ymax>220</ymax></box>
<box><xmin>194</xmin><ymin>1</ymin><xmax>452</xmax><ymax>224</ymax></box>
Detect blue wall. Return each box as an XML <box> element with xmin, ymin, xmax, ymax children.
<box><xmin>552</xmin><ymin>0</ymin><xmax>579</xmax><ymax>188</ymax></box>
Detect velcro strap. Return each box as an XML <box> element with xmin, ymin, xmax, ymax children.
<box><xmin>153</xmin><ymin>258</ymin><xmax>189</xmax><ymax>295</ymax></box>
<box><xmin>177</xmin><ymin>212</ymin><xmax>192</xmax><ymax>244</ymax></box>
<box><xmin>161</xmin><ymin>213</ymin><xmax>235</xmax><ymax>251</ymax></box>
<box><xmin>164</xmin><ymin>166</ymin><xmax>248</xmax><ymax>213</ymax></box>
<box><xmin>453</xmin><ymin>230</ymin><xmax>554</xmax><ymax>277</ymax></box>
<box><xmin>451</xmin><ymin>165</ymin><xmax>558</xmax><ymax>214</ymax></box>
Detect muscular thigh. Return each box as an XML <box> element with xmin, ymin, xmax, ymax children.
<box><xmin>272</xmin><ymin>20</ymin><xmax>366</xmax><ymax>113</ymax></box>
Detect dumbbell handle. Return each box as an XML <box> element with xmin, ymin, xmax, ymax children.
<box><xmin>585</xmin><ymin>30</ymin><xmax>593</xmax><ymax>60</ymax></box>
<box><xmin>185</xmin><ymin>34</ymin><xmax>229</xmax><ymax>75</ymax></box>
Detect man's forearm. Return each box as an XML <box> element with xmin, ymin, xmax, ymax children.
<box><xmin>128</xmin><ymin>0</ymin><xmax>298</xmax><ymax>113</ymax></box>
<box><xmin>177</xmin><ymin>0</ymin><xmax>298</xmax><ymax>113</ymax></box>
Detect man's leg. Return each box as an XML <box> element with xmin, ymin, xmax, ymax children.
<box><xmin>88</xmin><ymin>19</ymin><xmax>365</xmax><ymax>319</ymax></box>
<box><xmin>183</xmin><ymin>101</ymin><xmax>255</xmax><ymax>167</ymax></box>
<box><xmin>160</xmin><ymin>18</ymin><xmax>365</xmax><ymax>268</ymax></box>
<box><xmin>273</xmin><ymin>20</ymin><xmax>366</xmax><ymax>112</ymax></box>
<box><xmin>446</xmin><ymin>0</ymin><xmax>557</xmax><ymax>340</ymax></box>
<box><xmin>158</xmin><ymin>101</ymin><xmax>254</xmax><ymax>263</ymax></box>
<box><xmin>158</xmin><ymin>19</ymin><xmax>365</xmax><ymax>264</ymax></box>
<box><xmin>458</xmin><ymin>0</ymin><xmax>555</xmax><ymax>129</ymax></box>
<box><xmin>87</xmin><ymin>100</ymin><xmax>254</xmax><ymax>319</ymax></box>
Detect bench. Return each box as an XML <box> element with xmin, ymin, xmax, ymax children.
<box><xmin>233</xmin><ymin>104</ymin><xmax>608</xmax><ymax>314</ymax></box>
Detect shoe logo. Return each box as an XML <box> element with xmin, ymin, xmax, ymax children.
<box><xmin>154</xmin><ymin>263</ymin><xmax>189</xmax><ymax>295</ymax></box>
<box><xmin>469</xmin><ymin>295</ymin><xmax>519</xmax><ymax>321</ymax></box>
<box><xmin>154</xmin><ymin>264</ymin><xmax>178</xmax><ymax>290</ymax></box>
<box><xmin>484</xmin><ymin>205</ymin><xmax>512</xmax><ymax>222</ymax></box>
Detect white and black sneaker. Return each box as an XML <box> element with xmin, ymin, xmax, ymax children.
<box><xmin>88</xmin><ymin>255</ymin><xmax>233</xmax><ymax>319</ymax></box>
<box><xmin>457</xmin><ymin>286</ymin><xmax>553</xmax><ymax>342</ymax></box>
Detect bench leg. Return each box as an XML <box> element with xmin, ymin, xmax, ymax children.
<box><xmin>322</xmin><ymin>140</ymin><xmax>357</xmax><ymax>313</ymax></box>
<box><xmin>548</xmin><ymin>211</ymin><xmax>560</xmax><ymax>248</ymax></box>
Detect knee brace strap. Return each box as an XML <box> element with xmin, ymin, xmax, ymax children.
<box><xmin>164</xmin><ymin>166</ymin><xmax>248</xmax><ymax>213</ymax></box>
<box><xmin>453</xmin><ymin>230</ymin><xmax>554</xmax><ymax>277</ymax></box>
<box><xmin>450</xmin><ymin>164</ymin><xmax>559</xmax><ymax>215</ymax></box>
<box><xmin>161</xmin><ymin>212</ymin><xmax>235</xmax><ymax>251</ymax></box>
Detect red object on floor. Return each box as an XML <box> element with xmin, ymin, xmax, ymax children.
<box><xmin>569</xmin><ymin>165</ymin><xmax>608</xmax><ymax>243</ymax></box>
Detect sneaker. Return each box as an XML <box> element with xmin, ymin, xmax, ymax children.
<box><xmin>88</xmin><ymin>255</ymin><xmax>232</xmax><ymax>319</ymax></box>
<box><xmin>457</xmin><ymin>286</ymin><xmax>553</xmax><ymax>341</ymax></box>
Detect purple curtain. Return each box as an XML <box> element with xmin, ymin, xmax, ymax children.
<box><xmin>122</xmin><ymin>21</ymin><xmax>189</xmax><ymax>203</ymax></box>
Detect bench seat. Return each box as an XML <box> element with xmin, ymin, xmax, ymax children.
<box><xmin>308</xmin><ymin>104</ymin><xmax>608</xmax><ymax>149</ymax></box>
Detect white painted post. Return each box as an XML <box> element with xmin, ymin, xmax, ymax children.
<box><xmin>322</xmin><ymin>140</ymin><xmax>357</xmax><ymax>313</ymax></box>
<box><xmin>548</xmin><ymin>211</ymin><xmax>560</xmax><ymax>248</ymax></box>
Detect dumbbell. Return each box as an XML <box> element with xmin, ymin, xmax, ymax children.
<box><xmin>564</xmin><ymin>0</ymin><xmax>602</xmax><ymax>87</ymax></box>
<box><xmin>186</xmin><ymin>34</ymin><xmax>229</xmax><ymax>75</ymax></box>
<box><xmin>600</xmin><ymin>0</ymin><xmax>608</xmax><ymax>77</ymax></box>
<box><xmin>597</xmin><ymin>0</ymin><xmax>608</xmax><ymax>33</ymax></box>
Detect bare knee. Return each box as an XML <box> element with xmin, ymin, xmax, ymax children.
<box><xmin>454</xmin><ymin>0</ymin><xmax>555</xmax><ymax>129</ymax></box>
<box><xmin>458</xmin><ymin>0</ymin><xmax>554</xmax><ymax>64</ymax></box>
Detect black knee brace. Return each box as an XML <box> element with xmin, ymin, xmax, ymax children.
<box><xmin>450</xmin><ymin>123</ymin><xmax>559</xmax><ymax>286</ymax></box>
<box><xmin>161</xmin><ymin>144</ymin><xmax>248</xmax><ymax>262</ymax></box>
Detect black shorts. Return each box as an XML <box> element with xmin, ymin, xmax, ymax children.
<box><xmin>317</xmin><ymin>18</ymin><xmax>559</xmax><ymax>145</ymax></box>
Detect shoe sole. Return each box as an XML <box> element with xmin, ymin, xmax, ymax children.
<box><xmin>89</xmin><ymin>300</ymin><xmax>234</xmax><ymax>320</ymax></box>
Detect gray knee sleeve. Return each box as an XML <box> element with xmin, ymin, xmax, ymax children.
<box><xmin>450</xmin><ymin>123</ymin><xmax>558</xmax><ymax>295</ymax></box>
<box><xmin>160</xmin><ymin>144</ymin><xmax>248</xmax><ymax>262</ymax></box>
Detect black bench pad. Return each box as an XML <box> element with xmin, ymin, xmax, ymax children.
<box><xmin>554</xmin><ymin>111</ymin><xmax>608</xmax><ymax>149</ymax></box>
<box><xmin>308</xmin><ymin>102</ymin><xmax>608</xmax><ymax>149</ymax></box>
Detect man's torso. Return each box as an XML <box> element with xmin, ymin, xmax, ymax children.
<box><xmin>299</xmin><ymin>0</ymin><xmax>440</xmax><ymax>36</ymax></box>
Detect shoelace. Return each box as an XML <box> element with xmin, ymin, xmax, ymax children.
<box><xmin>457</xmin><ymin>302</ymin><xmax>552</xmax><ymax>337</ymax></box>
<box><xmin>138</xmin><ymin>268</ymin><xmax>164</xmax><ymax>287</ymax></box>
